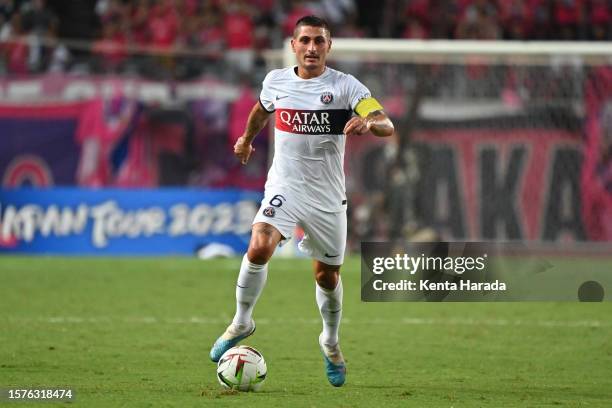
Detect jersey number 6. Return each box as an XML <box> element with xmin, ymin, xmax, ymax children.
<box><xmin>269</xmin><ymin>194</ymin><xmax>286</xmax><ymax>208</ymax></box>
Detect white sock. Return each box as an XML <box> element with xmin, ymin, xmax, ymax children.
<box><xmin>316</xmin><ymin>277</ymin><xmax>343</xmax><ymax>347</ymax></box>
<box><xmin>232</xmin><ymin>254</ymin><xmax>268</xmax><ymax>328</ymax></box>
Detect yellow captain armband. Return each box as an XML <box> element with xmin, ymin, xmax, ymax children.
<box><xmin>354</xmin><ymin>97</ymin><xmax>384</xmax><ymax>118</ymax></box>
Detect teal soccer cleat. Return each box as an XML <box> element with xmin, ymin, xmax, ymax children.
<box><xmin>319</xmin><ymin>334</ymin><xmax>346</xmax><ymax>387</ymax></box>
<box><xmin>209</xmin><ymin>320</ymin><xmax>256</xmax><ymax>362</ymax></box>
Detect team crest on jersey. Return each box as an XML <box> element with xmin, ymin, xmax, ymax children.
<box><xmin>263</xmin><ymin>207</ymin><xmax>275</xmax><ymax>217</ymax></box>
<box><xmin>320</xmin><ymin>92</ymin><xmax>334</xmax><ymax>104</ymax></box>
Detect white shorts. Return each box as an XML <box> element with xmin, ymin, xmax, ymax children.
<box><xmin>252</xmin><ymin>190</ymin><xmax>347</xmax><ymax>265</ymax></box>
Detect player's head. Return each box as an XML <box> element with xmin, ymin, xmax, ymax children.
<box><xmin>291</xmin><ymin>15</ymin><xmax>332</xmax><ymax>76</ymax></box>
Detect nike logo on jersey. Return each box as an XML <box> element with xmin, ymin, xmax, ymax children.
<box><xmin>324</xmin><ymin>253</ymin><xmax>340</xmax><ymax>258</ymax></box>
<box><xmin>275</xmin><ymin>95</ymin><xmax>289</xmax><ymax>100</ymax></box>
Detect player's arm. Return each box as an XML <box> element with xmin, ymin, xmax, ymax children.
<box><xmin>344</xmin><ymin>97</ymin><xmax>394</xmax><ymax>137</ymax></box>
<box><xmin>234</xmin><ymin>102</ymin><xmax>273</xmax><ymax>165</ymax></box>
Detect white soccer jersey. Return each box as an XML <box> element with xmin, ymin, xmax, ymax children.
<box><xmin>259</xmin><ymin>66</ymin><xmax>373</xmax><ymax>212</ymax></box>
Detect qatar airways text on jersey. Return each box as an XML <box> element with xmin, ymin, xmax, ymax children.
<box><xmin>275</xmin><ymin>108</ymin><xmax>351</xmax><ymax>135</ymax></box>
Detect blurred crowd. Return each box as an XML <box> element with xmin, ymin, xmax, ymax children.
<box><xmin>1</xmin><ymin>0</ymin><xmax>611</xmax><ymax>79</ymax></box>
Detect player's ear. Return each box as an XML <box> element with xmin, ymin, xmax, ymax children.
<box><xmin>291</xmin><ymin>38</ymin><xmax>296</xmax><ymax>53</ymax></box>
<box><xmin>328</xmin><ymin>38</ymin><xmax>332</xmax><ymax>51</ymax></box>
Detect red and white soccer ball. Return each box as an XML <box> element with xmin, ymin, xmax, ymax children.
<box><xmin>216</xmin><ymin>345</ymin><xmax>267</xmax><ymax>392</ymax></box>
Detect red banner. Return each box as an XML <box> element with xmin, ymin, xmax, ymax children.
<box><xmin>411</xmin><ymin>129</ymin><xmax>583</xmax><ymax>241</ymax></box>
<box><xmin>345</xmin><ymin>128</ymin><xmax>584</xmax><ymax>241</ymax></box>
<box><xmin>583</xmin><ymin>67</ymin><xmax>612</xmax><ymax>241</ymax></box>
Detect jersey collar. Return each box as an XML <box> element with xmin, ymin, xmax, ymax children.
<box><xmin>292</xmin><ymin>65</ymin><xmax>331</xmax><ymax>81</ymax></box>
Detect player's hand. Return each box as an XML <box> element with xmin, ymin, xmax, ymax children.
<box><xmin>234</xmin><ymin>136</ymin><xmax>255</xmax><ymax>165</ymax></box>
<box><xmin>343</xmin><ymin>116</ymin><xmax>370</xmax><ymax>137</ymax></box>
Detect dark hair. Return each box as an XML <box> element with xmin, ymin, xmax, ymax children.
<box><xmin>294</xmin><ymin>15</ymin><xmax>331</xmax><ymax>37</ymax></box>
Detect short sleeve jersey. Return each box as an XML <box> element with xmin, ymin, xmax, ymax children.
<box><xmin>259</xmin><ymin>66</ymin><xmax>372</xmax><ymax>212</ymax></box>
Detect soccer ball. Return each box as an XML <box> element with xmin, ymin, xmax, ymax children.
<box><xmin>216</xmin><ymin>345</ymin><xmax>267</xmax><ymax>392</ymax></box>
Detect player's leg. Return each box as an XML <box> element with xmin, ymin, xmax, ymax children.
<box><xmin>314</xmin><ymin>260</ymin><xmax>346</xmax><ymax>387</ymax></box>
<box><xmin>314</xmin><ymin>261</ymin><xmax>343</xmax><ymax>347</ymax></box>
<box><xmin>300</xmin><ymin>210</ymin><xmax>347</xmax><ymax>386</ymax></box>
<box><xmin>233</xmin><ymin>222</ymin><xmax>282</xmax><ymax>327</ymax></box>
<box><xmin>211</xmin><ymin>190</ymin><xmax>297</xmax><ymax>362</ymax></box>
<box><xmin>209</xmin><ymin>223</ymin><xmax>282</xmax><ymax>362</ymax></box>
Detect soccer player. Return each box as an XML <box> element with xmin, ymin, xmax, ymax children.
<box><xmin>210</xmin><ymin>15</ymin><xmax>394</xmax><ymax>387</ymax></box>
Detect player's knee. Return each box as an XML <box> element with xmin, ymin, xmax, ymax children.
<box><xmin>315</xmin><ymin>269</ymin><xmax>339</xmax><ymax>290</ymax></box>
<box><xmin>247</xmin><ymin>242</ymin><xmax>274</xmax><ymax>264</ymax></box>
<box><xmin>247</xmin><ymin>224</ymin><xmax>282</xmax><ymax>264</ymax></box>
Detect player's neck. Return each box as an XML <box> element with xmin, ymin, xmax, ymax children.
<box><xmin>296</xmin><ymin>65</ymin><xmax>326</xmax><ymax>79</ymax></box>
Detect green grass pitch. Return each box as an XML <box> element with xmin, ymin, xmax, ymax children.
<box><xmin>1</xmin><ymin>256</ymin><xmax>611</xmax><ymax>407</ymax></box>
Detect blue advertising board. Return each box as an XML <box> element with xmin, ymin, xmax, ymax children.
<box><xmin>0</xmin><ymin>188</ymin><xmax>262</xmax><ymax>255</ymax></box>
